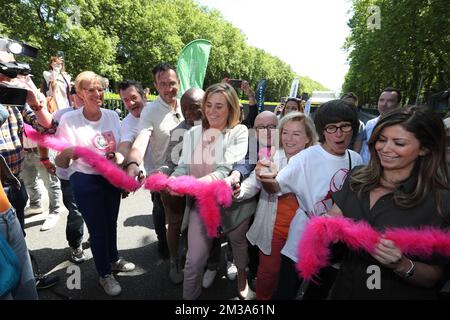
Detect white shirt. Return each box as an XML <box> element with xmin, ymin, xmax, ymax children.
<box><xmin>276</xmin><ymin>145</ymin><xmax>362</xmax><ymax>262</ymax></box>
<box><xmin>238</xmin><ymin>149</ymin><xmax>289</xmax><ymax>255</ymax></box>
<box><xmin>120</xmin><ymin>111</ymin><xmax>154</xmax><ymax>173</ymax></box>
<box><xmin>53</xmin><ymin>107</ymin><xmax>77</xmax><ymax>179</ymax></box>
<box><xmin>56</xmin><ymin>108</ymin><xmax>120</xmax><ymax>176</ymax></box>
<box><xmin>138</xmin><ymin>96</ymin><xmax>183</xmax><ymax>171</ymax></box>
<box><xmin>43</xmin><ymin>70</ymin><xmax>71</xmax><ymax>109</ymax></box>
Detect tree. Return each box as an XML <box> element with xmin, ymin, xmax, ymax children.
<box><xmin>343</xmin><ymin>0</ymin><xmax>449</xmax><ymax>106</ymax></box>
<box><xmin>1</xmin><ymin>0</ymin><xmax>328</xmax><ymax>101</ymax></box>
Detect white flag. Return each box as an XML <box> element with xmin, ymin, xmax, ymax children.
<box><xmin>304</xmin><ymin>98</ymin><xmax>312</xmax><ymax>116</ymax></box>
<box><xmin>289</xmin><ymin>79</ymin><xmax>299</xmax><ymax>98</ymax></box>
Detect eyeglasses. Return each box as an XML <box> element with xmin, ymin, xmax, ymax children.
<box><xmin>83</xmin><ymin>87</ymin><xmax>104</xmax><ymax>94</ymax></box>
<box><xmin>255</xmin><ymin>125</ymin><xmax>277</xmax><ymax>131</ymax></box>
<box><xmin>324</xmin><ymin>123</ymin><xmax>353</xmax><ymax>134</ymax></box>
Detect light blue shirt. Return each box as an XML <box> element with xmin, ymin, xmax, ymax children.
<box><xmin>359</xmin><ymin>116</ymin><xmax>379</xmax><ymax>164</ymax></box>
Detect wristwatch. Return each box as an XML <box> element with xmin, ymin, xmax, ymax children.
<box><xmin>395</xmin><ymin>259</ymin><xmax>415</xmax><ymax>278</ymax></box>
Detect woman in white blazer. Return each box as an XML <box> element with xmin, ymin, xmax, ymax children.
<box><xmin>170</xmin><ymin>83</ymin><xmax>248</xmax><ymax>300</ymax></box>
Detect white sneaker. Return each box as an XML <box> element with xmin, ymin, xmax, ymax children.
<box><xmin>111</xmin><ymin>258</ymin><xmax>135</xmax><ymax>272</ymax></box>
<box><xmin>40</xmin><ymin>213</ymin><xmax>60</xmax><ymax>231</ymax></box>
<box><xmin>70</xmin><ymin>246</ymin><xmax>86</xmax><ymax>264</ymax></box>
<box><xmin>25</xmin><ymin>205</ymin><xmax>43</xmax><ymax>217</ymax></box>
<box><xmin>226</xmin><ymin>260</ymin><xmax>237</xmax><ymax>281</ymax></box>
<box><xmin>202</xmin><ymin>269</ymin><xmax>217</xmax><ymax>289</ymax></box>
<box><xmin>99</xmin><ymin>274</ymin><xmax>122</xmax><ymax>296</ymax></box>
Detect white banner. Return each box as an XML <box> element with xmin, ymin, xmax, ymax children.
<box><xmin>289</xmin><ymin>79</ymin><xmax>299</xmax><ymax>98</ymax></box>
<box><xmin>304</xmin><ymin>98</ymin><xmax>312</xmax><ymax>116</ymax></box>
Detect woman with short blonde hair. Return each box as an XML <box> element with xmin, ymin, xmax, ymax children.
<box><xmin>55</xmin><ymin>71</ymin><xmax>135</xmax><ymax>297</ymax></box>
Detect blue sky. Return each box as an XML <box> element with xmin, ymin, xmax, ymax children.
<box><xmin>195</xmin><ymin>0</ymin><xmax>353</xmax><ymax>91</ymax></box>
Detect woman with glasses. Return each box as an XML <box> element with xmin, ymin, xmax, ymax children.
<box><xmin>55</xmin><ymin>71</ymin><xmax>135</xmax><ymax>297</ymax></box>
<box><xmin>236</xmin><ymin>112</ymin><xmax>318</xmax><ymax>299</ymax></box>
<box><xmin>256</xmin><ymin>99</ymin><xmax>362</xmax><ymax>299</ymax></box>
<box><xmin>328</xmin><ymin>106</ymin><xmax>450</xmax><ymax>299</ymax></box>
<box><xmin>170</xmin><ymin>83</ymin><xmax>248</xmax><ymax>300</ymax></box>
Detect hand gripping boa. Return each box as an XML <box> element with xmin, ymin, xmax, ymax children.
<box><xmin>24</xmin><ymin>124</ymin><xmax>233</xmax><ymax>237</ymax></box>
<box><xmin>297</xmin><ymin>216</ymin><xmax>450</xmax><ymax>281</ymax></box>
<box><xmin>145</xmin><ymin>172</ymin><xmax>233</xmax><ymax>237</ymax></box>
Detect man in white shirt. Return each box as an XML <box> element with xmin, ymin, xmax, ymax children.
<box><xmin>125</xmin><ymin>63</ymin><xmax>183</xmax><ymax>259</ymax></box>
<box><xmin>353</xmin><ymin>87</ymin><xmax>402</xmax><ymax>164</ymax></box>
<box><xmin>117</xmin><ymin>80</ymin><xmax>149</xmax><ymax>161</ymax></box>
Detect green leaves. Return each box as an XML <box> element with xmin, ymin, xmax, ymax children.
<box><xmin>344</xmin><ymin>0</ymin><xmax>449</xmax><ymax>105</ymax></box>
<box><xmin>1</xmin><ymin>0</ymin><xmax>328</xmax><ymax>100</ymax></box>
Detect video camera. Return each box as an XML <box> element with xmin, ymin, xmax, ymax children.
<box><xmin>0</xmin><ymin>37</ymin><xmax>38</xmax><ymax>107</ymax></box>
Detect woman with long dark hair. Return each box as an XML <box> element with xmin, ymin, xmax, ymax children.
<box><xmin>329</xmin><ymin>106</ymin><xmax>450</xmax><ymax>299</ymax></box>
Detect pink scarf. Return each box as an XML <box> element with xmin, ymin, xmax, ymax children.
<box><xmin>24</xmin><ymin>124</ymin><xmax>233</xmax><ymax>237</ymax></box>
<box><xmin>297</xmin><ymin>216</ymin><xmax>450</xmax><ymax>281</ymax></box>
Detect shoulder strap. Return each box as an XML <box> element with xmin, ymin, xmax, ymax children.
<box><xmin>347</xmin><ymin>150</ymin><xmax>352</xmax><ymax>170</ymax></box>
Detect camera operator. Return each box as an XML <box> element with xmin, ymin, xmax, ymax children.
<box><xmin>0</xmin><ymin>52</ymin><xmax>56</xmax><ymax>228</ymax></box>
<box><xmin>0</xmin><ymin>51</ymin><xmax>59</xmax><ymax>291</ymax></box>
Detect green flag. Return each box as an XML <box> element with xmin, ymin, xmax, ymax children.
<box><xmin>176</xmin><ymin>39</ymin><xmax>212</xmax><ymax>97</ymax></box>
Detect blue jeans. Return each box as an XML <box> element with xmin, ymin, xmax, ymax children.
<box><xmin>20</xmin><ymin>151</ymin><xmax>61</xmax><ymax>215</ymax></box>
<box><xmin>0</xmin><ymin>207</ymin><xmax>38</xmax><ymax>300</ymax></box>
<box><xmin>70</xmin><ymin>172</ymin><xmax>121</xmax><ymax>277</ymax></box>
<box><xmin>60</xmin><ymin>179</ymin><xmax>84</xmax><ymax>249</ymax></box>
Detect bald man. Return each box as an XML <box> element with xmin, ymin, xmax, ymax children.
<box><xmin>160</xmin><ymin>87</ymin><xmax>204</xmax><ymax>284</ymax></box>
<box><xmin>226</xmin><ymin>111</ymin><xmax>279</xmax><ymax>186</ymax></box>
<box><xmin>162</xmin><ymin>87</ymin><xmax>205</xmax><ymax>174</ymax></box>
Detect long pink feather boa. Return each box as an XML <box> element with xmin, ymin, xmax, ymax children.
<box><xmin>24</xmin><ymin>124</ymin><xmax>141</xmax><ymax>191</ymax></box>
<box><xmin>145</xmin><ymin>172</ymin><xmax>233</xmax><ymax>237</ymax></box>
<box><xmin>24</xmin><ymin>124</ymin><xmax>233</xmax><ymax>237</ymax></box>
<box><xmin>297</xmin><ymin>216</ymin><xmax>450</xmax><ymax>281</ymax></box>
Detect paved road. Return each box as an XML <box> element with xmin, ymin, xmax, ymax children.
<box><xmin>26</xmin><ymin>188</ymin><xmax>240</xmax><ymax>300</ymax></box>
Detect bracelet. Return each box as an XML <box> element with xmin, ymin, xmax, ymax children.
<box><xmin>106</xmin><ymin>151</ymin><xmax>116</xmax><ymax>159</ymax></box>
<box><xmin>124</xmin><ymin>161</ymin><xmax>140</xmax><ymax>169</ymax></box>
<box><xmin>394</xmin><ymin>258</ymin><xmax>415</xmax><ymax>279</ymax></box>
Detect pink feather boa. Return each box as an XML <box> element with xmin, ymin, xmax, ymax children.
<box><xmin>24</xmin><ymin>124</ymin><xmax>233</xmax><ymax>237</ymax></box>
<box><xmin>24</xmin><ymin>124</ymin><xmax>141</xmax><ymax>191</ymax></box>
<box><xmin>297</xmin><ymin>216</ymin><xmax>450</xmax><ymax>281</ymax></box>
<box><xmin>145</xmin><ymin>173</ymin><xmax>233</xmax><ymax>237</ymax></box>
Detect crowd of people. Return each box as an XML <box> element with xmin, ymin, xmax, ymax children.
<box><xmin>1</xmin><ymin>53</ymin><xmax>449</xmax><ymax>300</ymax></box>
